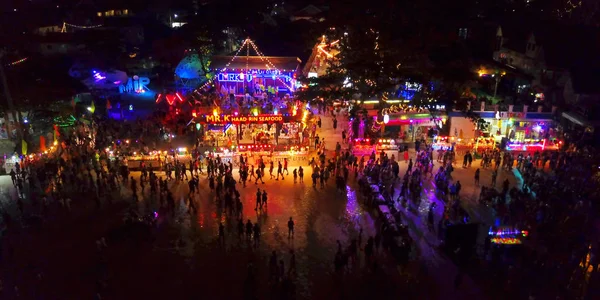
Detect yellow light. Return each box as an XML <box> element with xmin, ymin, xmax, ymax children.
<box><xmin>126</xmin><ymin>140</ymin><xmax>130</xmax><ymax>144</ymax></box>
<box><xmin>213</xmin><ymin>109</ymin><xmax>218</xmax><ymax>116</ymax></box>
<box><xmin>252</xmin><ymin>109</ymin><xmax>258</xmax><ymax>116</ymax></box>
<box><xmin>363</xmin><ymin>100</ymin><xmax>379</xmax><ymax>104</ymax></box>
<box><xmin>53</xmin><ymin>140</ymin><xmax>58</xmax><ymax>146</ymax></box>
<box><xmin>317</xmin><ymin>45</ymin><xmax>333</xmax><ymax>58</ymax></box>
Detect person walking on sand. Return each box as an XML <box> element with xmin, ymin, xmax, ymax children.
<box><xmin>333</xmin><ymin>117</ymin><xmax>338</xmax><ymax>132</ymax></box>
<box><xmin>287</xmin><ymin>217</ymin><xmax>295</xmax><ymax>238</ymax></box>
<box><xmin>277</xmin><ymin>161</ymin><xmax>284</xmax><ymax>180</ymax></box>
<box><xmin>261</xmin><ymin>190</ymin><xmax>268</xmax><ymax>209</ymax></box>
<box><xmin>255</xmin><ymin>188</ymin><xmax>262</xmax><ymax>210</ymax></box>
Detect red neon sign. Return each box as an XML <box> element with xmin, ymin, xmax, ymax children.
<box><xmin>203</xmin><ymin>114</ymin><xmax>285</xmax><ymax>123</ymax></box>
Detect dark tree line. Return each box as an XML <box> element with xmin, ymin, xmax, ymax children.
<box><xmin>297</xmin><ymin>0</ymin><xmax>478</xmax><ymax>113</ymax></box>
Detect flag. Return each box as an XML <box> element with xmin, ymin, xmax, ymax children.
<box><xmin>90</xmin><ymin>101</ymin><xmax>96</xmax><ymax>113</ymax></box>
<box><xmin>106</xmin><ymin>99</ymin><xmax>112</xmax><ymax>109</ymax></box>
<box><xmin>21</xmin><ymin>139</ymin><xmax>27</xmax><ymax>155</ymax></box>
<box><xmin>40</xmin><ymin>136</ymin><xmax>46</xmax><ymax>152</ymax></box>
<box><xmin>53</xmin><ymin>124</ymin><xmax>60</xmax><ymax>140</ymax></box>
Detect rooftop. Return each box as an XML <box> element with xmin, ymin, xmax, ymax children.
<box><xmin>498</xmin><ymin>21</ymin><xmax>600</xmax><ymax>69</ymax></box>
<box><xmin>211</xmin><ymin>55</ymin><xmax>302</xmax><ymax>72</ymax></box>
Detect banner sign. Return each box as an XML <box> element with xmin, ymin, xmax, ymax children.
<box><xmin>217</xmin><ymin>69</ymin><xmax>294</xmax><ymax>83</ymax></box>
<box><xmin>499</xmin><ymin>112</ymin><xmax>527</xmax><ymax>119</ymax></box>
<box><xmin>201</xmin><ymin>114</ymin><xmax>297</xmax><ymax>124</ymax></box>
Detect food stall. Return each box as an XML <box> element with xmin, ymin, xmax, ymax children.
<box><xmin>474</xmin><ymin>137</ymin><xmax>497</xmax><ymax>153</ymax></box>
<box><xmin>376</xmin><ymin>139</ymin><xmax>399</xmax><ymax>151</ymax></box>
<box><xmin>125</xmin><ymin>151</ymin><xmax>162</xmax><ymax>170</ymax></box>
<box><xmin>505</xmin><ymin>139</ymin><xmax>561</xmax><ymax>152</ymax></box>
<box><xmin>488</xmin><ymin>226</ymin><xmax>528</xmax><ymax>245</ymax></box>
<box><xmin>203</xmin><ymin>125</ymin><xmax>236</xmax><ymax>147</ymax></box>
<box><xmin>196</xmin><ymin>113</ymin><xmax>304</xmax><ymax>147</ymax></box>
<box><xmin>203</xmin><ymin>144</ymin><xmax>309</xmax><ymax>167</ymax></box>
<box><xmin>352</xmin><ymin>138</ymin><xmax>375</xmax><ymax>157</ymax></box>
<box><xmin>432</xmin><ymin>136</ymin><xmax>453</xmax><ymax>150</ymax></box>
<box><xmin>432</xmin><ymin>136</ymin><xmax>474</xmax><ymax>155</ymax></box>
<box><xmin>376</xmin><ymin>138</ymin><xmax>399</xmax><ymax>159</ymax></box>
<box><xmin>123</xmin><ymin>148</ymin><xmax>192</xmax><ymax>170</ymax></box>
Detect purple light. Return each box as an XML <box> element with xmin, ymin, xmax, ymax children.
<box><xmin>113</xmin><ymin>81</ymin><xmax>121</xmax><ymax>85</ymax></box>
<box><xmin>93</xmin><ymin>72</ymin><xmax>106</xmax><ymax>82</ymax></box>
<box><xmin>409</xmin><ymin>119</ymin><xmax>413</xmax><ymax>123</ymax></box>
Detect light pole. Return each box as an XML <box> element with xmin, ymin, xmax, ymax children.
<box><xmin>492</xmin><ymin>71</ymin><xmax>505</xmax><ymax>100</ymax></box>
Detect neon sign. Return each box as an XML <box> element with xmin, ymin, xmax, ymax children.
<box><xmin>217</xmin><ymin>73</ymin><xmax>252</xmax><ymax>82</ymax></box>
<box><xmin>119</xmin><ymin>76</ymin><xmax>150</xmax><ymax>93</ymax></box>
<box><xmin>217</xmin><ymin>69</ymin><xmax>294</xmax><ymax>82</ymax></box>
<box><xmin>499</xmin><ymin>112</ymin><xmax>526</xmax><ymax>119</ymax></box>
<box><xmin>405</xmin><ymin>82</ymin><xmax>422</xmax><ymax>91</ymax></box>
<box><xmin>202</xmin><ymin>114</ymin><xmax>287</xmax><ymax>124</ymax></box>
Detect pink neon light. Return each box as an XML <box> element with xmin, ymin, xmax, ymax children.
<box><xmin>542</xmin><ymin>139</ymin><xmax>546</xmax><ymax>150</ymax></box>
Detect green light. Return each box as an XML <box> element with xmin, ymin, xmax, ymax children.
<box><xmin>196</xmin><ymin>123</ymin><xmax>201</xmax><ymax>130</ymax></box>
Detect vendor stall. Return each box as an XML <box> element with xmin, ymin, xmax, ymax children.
<box><xmin>488</xmin><ymin>227</ymin><xmax>529</xmax><ymax>245</ymax></box>
<box><xmin>376</xmin><ymin>138</ymin><xmax>399</xmax><ymax>151</ymax></box>
<box><xmin>196</xmin><ymin>113</ymin><xmax>304</xmax><ymax>148</ymax></box>
<box><xmin>505</xmin><ymin>139</ymin><xmax>561</xmax><ymax>152</ymax></box>
<box><xmin>474</xmin><ymin>136</ymin><xmax>497</xmax><ymax>152</ymax></box>
<box><xmin>125</xmin><ymin>151</ymin><xmax>162</xmax><ymax>170</ymax></box>
<box><xmin>352</xmin><ymin>138</ymin><xmax>375</xmax><ymax>157</ymax></box>
<box><xmin>376</xmin><ymin>138</ymin><xmax>399</xmax><ymax>159</ymax></box>
<box><xmin>432</xmin><ymin>136</ymin><xmax>453</xmax><ymax>150</ymax></box>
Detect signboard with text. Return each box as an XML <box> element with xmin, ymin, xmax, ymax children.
<box><xmin>217</xmin><ymin>69</ymin><xmax>294</xmax><ymax>83</ymax></box>
<box><xmin>200</xmin><ymin>114</ymin><xmax>298</xmax><ymax>124</ymax></box>
<box><xmin>499</xmin><ymin>112</ymin><xmax>527</xmax><ymax>119</ymax></box>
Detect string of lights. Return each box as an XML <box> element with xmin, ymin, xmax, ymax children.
<box><xmin>64</xmin><ymin>22</ymin><xmax>103</xmax><ymax>29</ymax></box>
<box><xmin>5</xmin><ymin>57</ymin><xmax>28</xmax><ymax>67</ymax></box>
<box><xmin>217</xmin><ymin>38</ymin><xmax>249</xmax><ymax>73</ymax></box>
<box><xmin>61</xmin><ymin>22</ymin><xmax>103</xmax><ymax>33</ymax></box>
<box><xmin>246</xmin><ymin>39</ymin><xmax>295</xmax><ymax>91</ymax></box>
<box><xmin>193</xmin><ymin>39</ymin><xmax>250</xmax><ymax>95</ymax></box>
<box><xmin>194</xmin><ymin>38</ymin><xmax>298</xmax><ymax>95</ymax></box>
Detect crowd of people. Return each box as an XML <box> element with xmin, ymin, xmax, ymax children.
<box><xmin>2</xmin><ymin>100</ymin><xmax>598</xmax><ymax>299</ymax></box>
